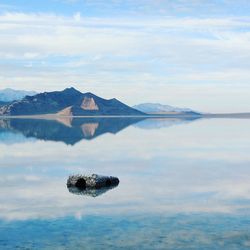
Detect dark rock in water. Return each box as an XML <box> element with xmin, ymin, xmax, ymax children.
<box><xmin>67</xmin><ymin>174</ymin><xmax>119</xmax><ymax>197</ymax></box>
<box><xmin>67</xmin><ymin>174</ymin><xmax>119</xmax><ymax>191</ymax></box>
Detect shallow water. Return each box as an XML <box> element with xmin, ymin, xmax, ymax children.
<box><xmin>1</xmin><ymin>117</ymin><xmax>250</xmax><ymax>249</ymax></box>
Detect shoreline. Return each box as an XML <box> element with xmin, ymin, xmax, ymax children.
<box><xmin>0</xmin><ymin>114</ymin><xmax>202</xmax><ymax>119</ymax></box>
<box><xmin>0</xmin><ymin>113</ymin><xmax>250</xmax><ymax>119</ymax></box>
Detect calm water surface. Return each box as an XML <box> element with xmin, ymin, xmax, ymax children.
<box><xmin>0</xmin><ymin>117</ymin><xmax>250</xmax><ymax>249</ymax></box>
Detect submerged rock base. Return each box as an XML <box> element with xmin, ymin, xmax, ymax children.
<box><xmin>67</xmin><ymin>174</ymin><xmax>119</xmax><ymax>189</ymax></box>
<box><xmin>67</xmin><ymin>185</ymin><xmax>118</xmax><ymax>197</ymax></box>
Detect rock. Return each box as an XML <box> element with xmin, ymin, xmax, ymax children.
<box><xmin>67</xmin><ymin>174</ymin><xmax>119</xmax><ymax>189</ymax></box>
<box><xmin>67</xmin><ymin>174</ymin><xmax>119</xmax><ymax>197</ymax></box>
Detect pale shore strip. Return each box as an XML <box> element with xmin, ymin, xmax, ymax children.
<box><xmin>203</xmin><ymin>113</ymin><xmax>250</xmax><ymax>119</ymax></box>
<box><xmin>0</xmin><ymin>115</ymin><xmax>200</xmax><ymax>120</ymax></box>
<box><xmin>0</xmin><ymin>113</ymin><xmax>250</xmax><ymax>119</ymax></box>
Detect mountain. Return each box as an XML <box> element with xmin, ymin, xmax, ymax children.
<box><xmin>133</xmin><ymin>103</ymin><xmax>200</xmax><ymax>115</ymax></box>
<box><xmin>0</xmin><ymin>87</ymin><xmax>145</xmax><ymax>116</ymax></box>
<box><xmin>0</xmin><ymin>88</ymin><xmax>36</xmax><ymax>102</ymax></box>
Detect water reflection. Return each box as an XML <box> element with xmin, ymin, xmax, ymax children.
<box><xmin>0</xmin><ymin>117</ymin><xmax>198</xmax><ymax>145</ymax></box>
<box><xmin>0</xmin><ymin>117</ymin><xmax>145</xmax><ymax>145</ymax></box>
<box><xmin>1</xmin><ymin>118</ymin><xmax>250</xmax><ymax>249</ymax></box>
<box><xmin>134</xmin><ymin>117</ymin><xmax>199</xmax><ymax>129</ymax></box>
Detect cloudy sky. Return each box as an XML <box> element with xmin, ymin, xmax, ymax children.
<box><xmin>1</xmin><ymin>0</ymin><xmax>250</xmax><ymax>112</ymax></box>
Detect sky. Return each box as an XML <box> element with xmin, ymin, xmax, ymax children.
<box><xmin>0</xmin><ymin>0</ymin><xmax>250</xmax><ymax>112</ymax></box>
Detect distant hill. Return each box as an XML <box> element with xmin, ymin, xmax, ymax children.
<box><xmin>133</xmin><ymin>103</ymin><xmax>200</xmax><ymax>115</ymax></box>
<box><xmin>0</xmin><ymin>87</ymin><xmax>145</xmax><ymax>116</ymax></box>
<box><xmin>0</xmin><ymin>88</ymin><xmax>36</xmax><ymax>102</ymax></box>
<box><xmin>0</xmin><ymin>101</ymin><xmax>10</xmax><ymax>107</ymax></box>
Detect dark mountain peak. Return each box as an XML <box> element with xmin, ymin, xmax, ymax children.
<box><xmin>84</xmin><ymin>91</ymin><xmax>94</xmax><ymax>95</ymax></box>
<box><xmin>83</xmin><ymin>92</ymin><xmax>100</xmax><ymax>99</ymax></box>
<box><xmin>62</xmin><ymin>87</ymin><xmax>82</xmax><ymax>94</ymax></box>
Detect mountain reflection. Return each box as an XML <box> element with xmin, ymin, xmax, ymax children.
<box><xmin>0</xmin><ymin>117</ymin><xmax>144</xmax><ymax>145</ymax></box>
<box><xmin>133</xmin><ymin>117</ymin><xmax>199</xmax><ymax>129</ymax></box>
<box><xmin>0</xmin><ymin>117</ymin><xmax>199</xmax><ymax>145</ymax></box>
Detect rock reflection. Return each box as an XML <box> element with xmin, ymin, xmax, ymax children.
<box><xmin>67</xmin><ymin>184</ymin><xmax>119</xmax><ymax>197</ymax></box>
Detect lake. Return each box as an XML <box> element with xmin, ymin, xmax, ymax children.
<box><xmin>1</xmin><ymin>117</ymin><xmax>250</xmax><ymax>249</ymax></box>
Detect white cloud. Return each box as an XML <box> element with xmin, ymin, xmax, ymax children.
<box><xmin>73</xmin><ymin>11</ymin><xmax>81</xmax><ymax>22</ymax></box>
<box><xmin>1</xmin><ymin>12</ymin><xmax>250</xmax><ymax>57</ymax></box>
<box><xmin>1</xmin><ymin>12</ymin><xmax>250</xmax><ymax>111</ymax></box>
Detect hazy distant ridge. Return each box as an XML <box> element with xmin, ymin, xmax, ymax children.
<box><xmin>133</xmin><ymin>103</ymin><xmax>198</xmax><ymax>114</ymax></box>
<box><xmin>0</xmin><ymin>88</ymin><xmax>37</xmax><ymax>102</ymax></box>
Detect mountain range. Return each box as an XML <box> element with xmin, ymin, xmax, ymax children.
<box><xmin>0</xmin><ymin>87</ymin><xmax>200</xmax><ymax>116</ymax></box>
<box><xmin>0</xmin><ymin>87</ymin><xmax>144</xmax><ymax>116</ymax></box>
